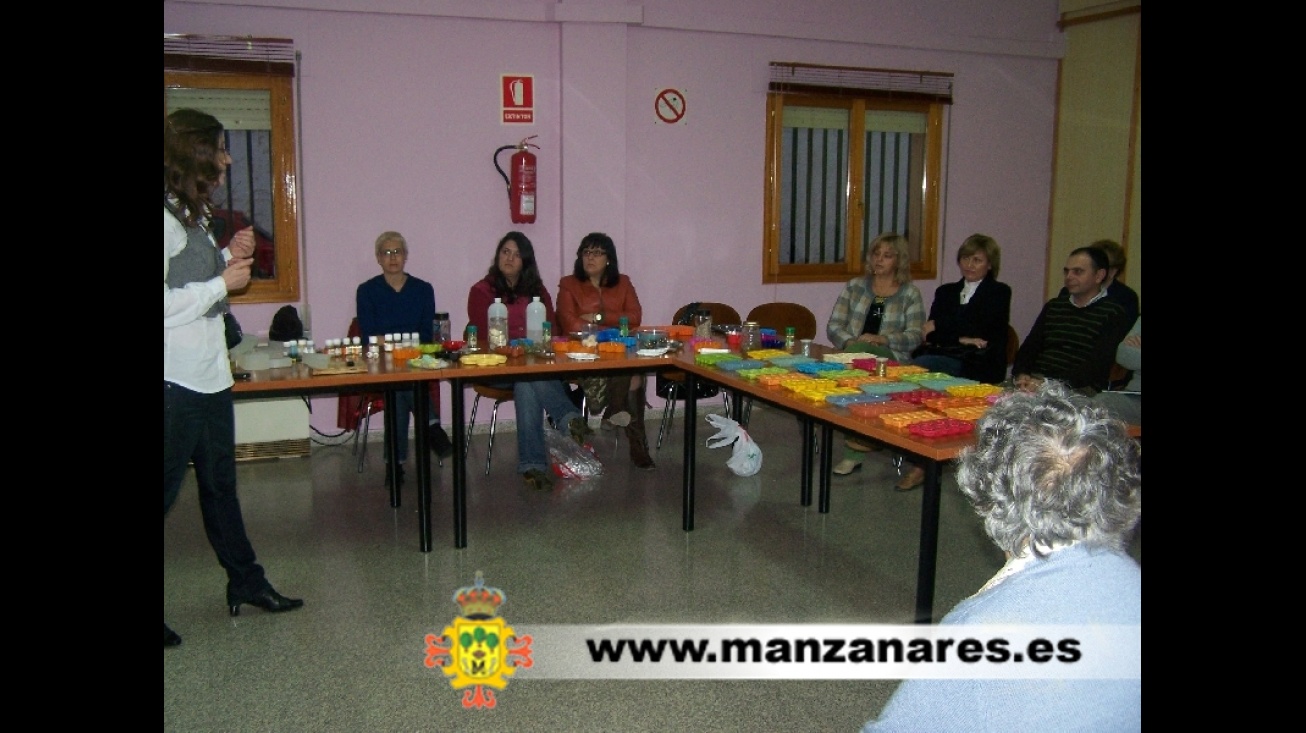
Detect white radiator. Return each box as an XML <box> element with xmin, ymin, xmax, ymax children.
<box><xmin>234</xmin><ymin>397</ymin><xmax>311</xmax><ymax>460</ymax></box>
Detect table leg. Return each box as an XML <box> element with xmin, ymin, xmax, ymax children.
<box><xmin>800</xmin><ymin>415</ymin><xmax>814</xmax><ymax>506</ymax></box>
<box><xmin>451</xmin><ymin>378</ymin><xmax>467</xmax><ymax>549</ymax></box>
<box><xmin>383</xmin><ymin>386</ymin><xmax>401</xmax><ymax>508</ymax></box>
<box><xmin>914</xmin><ymin>459</ymin><xmax>942</xmax><ymax>623</ymax></box>
<box><xmin>412</xmin><ymin>381</ymin><xmax>432</xmax><ymax>553</ymax></box>
<box><xmin>818</xmin><ymin>423</ymin><xmax>834</xmax><ymax>513</ymax></box>
<box><xmin>682</xmin><ymin>372</ymin><xmax>697</xmax><ymax>531</ymax></box>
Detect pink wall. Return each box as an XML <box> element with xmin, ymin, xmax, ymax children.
<box><xmin>164</xmin><ymin>0</ymin><xmax>1063</xmax><ymax>432</ymax></box>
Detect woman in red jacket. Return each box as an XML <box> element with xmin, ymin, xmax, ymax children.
<box><xmin>555</xmin><ymin>233</ymin><xmax>653</xmax><ymax>470</ymax></box>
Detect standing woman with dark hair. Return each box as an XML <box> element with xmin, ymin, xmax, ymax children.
<box><xmin>555</xmin><ymin>232</ymin><xmax>654</xmax><ymax>470</ymax></box>
<box><xmin>164</xmin><ymin>109</ymin><xmax>302</xmax><ymax>648</ymax></box>
<box><xmin>467</xmin><ymin>232</ymin><xmax>593</xmax><ymax>491</ymax></box>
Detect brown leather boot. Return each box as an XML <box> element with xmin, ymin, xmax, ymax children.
<box><xmin>625</xmin><ymin>386</ymin><xmax>655</xmax><ymax>470</ymax></box>
<box><xmin>603</xmin><ymin>375</ymin><xmax>633</xmax><ymax>428</ymax></box>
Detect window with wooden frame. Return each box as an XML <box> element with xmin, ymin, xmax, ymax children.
<box><xmin>164</xmin><ymin>34</ymin><xmax>301</xmax><ymax>304</ymax></box>
<box><xmin>764</xmin><ymin>63</ymin><xmax>951</xmax><ymax>284</ymax></box>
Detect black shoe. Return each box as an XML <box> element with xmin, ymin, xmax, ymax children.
<box><xmin>428</xmin><ymin>424</ymin><xmax>453</xmax><ymax>458</ymax></box>
<box><xmin>523</xmin><ymin>468</ymin><xmax>554</xmax><ymax>491</ymax></box>
<box><xmin>568</xmin><ymin>416</ymin><xmax>594</xmax><ymax>447</ymax></box>
<box><xmin>228</xmin><ymin>587</ymin><xmax>305</xmax><ymax>617</ymax></box>
<box><xmin>164</xmin><ymin>623</ymin><xmax>182</xmax><ymax>648</ymax></box>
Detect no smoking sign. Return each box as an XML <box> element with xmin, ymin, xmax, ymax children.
<box><xmin>654</xmin><ymin>88</ymin><xmax>686</xmax><ymax>125</ymax></box>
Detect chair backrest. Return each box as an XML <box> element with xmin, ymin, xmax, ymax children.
<box><xmin>672</xmin><ymin>302</ymin><xmax>742</xmax><ymax>327</ymax></box>
<box><xmin>745</xmin><ymin>302</ymin><xmax>818</xmax><ymax>340</ymax></box>
<box><xmin>1006</xmin><ymin>324</ymin><xmax>1020</xmax><ymax>367</ymax></box>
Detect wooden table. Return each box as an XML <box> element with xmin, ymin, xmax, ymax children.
<box><xmin>236</xmin><ymin>345</ymin><xmax>1137</xmax><ymax>622</ymax></box>
<box><xmin>233</xmin><ymin>350</ymin><xmax>674</xmax><ymax>551</ymax></box>
<box><xmin>668</xmin><ymin>345</ymin><xmax>1140</xmax><ymax>623</ymax></box>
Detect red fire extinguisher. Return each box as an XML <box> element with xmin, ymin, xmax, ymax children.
<box><xmin>494</xmin><ymin>135</ymin><xmax>540</xmax><ymax>224</ymax></box>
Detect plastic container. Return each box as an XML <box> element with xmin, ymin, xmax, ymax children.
<box><xmin>636</xmin><ymin>328</ymin><xmax>669</xmax><ymax>350</ymax></box>
<box><xmin>488</xmin><ymin>298</ymin><xmax>509</xmax><ymax>349</ymax></box>
<box><xmin>526</xmin><ymin>297</ymin><xmax>546</xmax><ymax>343</ymax></box>
<box><xmin>569</xmin><ymin>331</ymin><xmax>599</xmax><ymax>354</ymax></box>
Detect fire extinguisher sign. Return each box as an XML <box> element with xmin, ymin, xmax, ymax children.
<box><xmin>501</xmin><ymin>74</ymin><xmax>535</xmax><ymax>124</ymax></box>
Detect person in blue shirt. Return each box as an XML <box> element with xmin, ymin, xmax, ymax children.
<box><xmin>863</xmin><ymin>380</ymin><xmax>1141</xmax><ymax>731</ymax></box>
<box><xmin>356</xmin><ymin>231</ymin><xmax>453</xmax><ymax>486</ymax></box>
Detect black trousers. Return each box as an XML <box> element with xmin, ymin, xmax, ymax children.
<box><xmin>164</xmin><ymin>381</ymin><xmax>267</xmax><ymax>598</ymax></box>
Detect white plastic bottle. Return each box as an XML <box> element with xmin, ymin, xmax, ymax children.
<box><xmin>526</xmin><ymin>296</ymin><xmax>546</xmax><ymax>343</ymax></box>
<box><xmin>488</xmin><ymin>297</ymin><xmax>509</xmax><ymax>349</ymax></box>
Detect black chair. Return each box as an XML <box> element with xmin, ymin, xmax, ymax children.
<box><xmin>655</xmin><ymin>302</ymin><xmax>741</xmax><ymax>449</ymax></box>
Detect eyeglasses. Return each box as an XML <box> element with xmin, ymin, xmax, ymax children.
<box><xmin>380</xmin><ymin>248</ymin><xmax>406</xmax><ymax>257</ymax></box>
<box><xmin>582</xmin><ymin>249</ymin><xmax>607</xmax><ymax>259</ymax></box>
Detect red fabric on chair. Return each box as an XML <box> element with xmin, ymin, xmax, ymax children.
<box><xmin>334</xmin><ymin>318</ymin><xmax>441</xmax><ymax>430</ymax></box>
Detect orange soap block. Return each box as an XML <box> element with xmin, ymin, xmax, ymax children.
<box><xmin>666</xmin><ymin>325</ymin><xmax>695</xmax><ymax>341</ymax></box>
<box><xmin>847</xmin><ymin>400</ymin><xmax>917</xmax><ymax>419</ymax></box>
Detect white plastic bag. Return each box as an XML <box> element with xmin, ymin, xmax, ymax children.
<box><xmin>545</xmin><ymin>425</ymin><xmax>603</xmax><ymax>479</ymax></box>
<box><xmin>704</xmin><ymin>413</ymin><xmax>763</xmax><ymax>476</ymax></box>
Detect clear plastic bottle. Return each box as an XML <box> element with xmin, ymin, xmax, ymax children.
<box><xmin>526</xmin><ymin>296</ymin><xmax>546</xmax><ymax>343</ymax></box>
<box><xmin>488</xmin><ymin>298</ymin><xmax>509</xmax><ymax>349</ymax></box>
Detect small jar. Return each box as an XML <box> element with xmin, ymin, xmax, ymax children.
<box><xmin>694</xmin><ymin>308</ymin><xmax>713</xmax><ymax>340</ymax></box>
<box><xmin>742</xmin><ymin>321</ymin><xmax>761</xmax><ymax>354</ymax></box>
<box><xmin>785</xmin><ymin>327</ymin><xmax>796</xmax><ymax>352</ymax></box>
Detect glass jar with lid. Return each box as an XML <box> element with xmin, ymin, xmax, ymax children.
<box><xmin>742</xmin><ymin>321</ymin><xmax>761</xmax><ymax>354</ymax></box>
<box><xmin>694</xmin><ymin>308</ymin><xmax>713</xmax><ymax>340</ymax></box>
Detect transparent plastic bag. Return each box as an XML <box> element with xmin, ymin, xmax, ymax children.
<box><xmin>545</xmin><ymin>425</ymin><xmax>604</xmax><ymax>479</ymax></box>
<box><xmin>704</xmin><ymin>413</ymin><xmax>763</xmax><ymax>476</ymax></box>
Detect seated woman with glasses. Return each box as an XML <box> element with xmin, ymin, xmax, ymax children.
<box><xmin>555</xmin><ymin>232</ymin><xmax>654</xmax><ymax>470</ymax></box>
<box><xmin>825</xmin><ymin>233</ymin><xmax>925</xmax><ymax>487</ymax></box>
<box><xmin>467</xmin><ymin>231</ymin><xmax>593</xmax><ymax>491</ymax></box>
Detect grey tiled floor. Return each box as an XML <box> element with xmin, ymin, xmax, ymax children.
<box><xmin>164</xmin><ymin>403</ymin><xmax>1140</xmax><ymax>731</ymax></box>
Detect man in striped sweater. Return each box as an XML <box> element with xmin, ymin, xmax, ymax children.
<box><xmin>1012</xmin><ymin>246</ymin><xmax>1131</xmax><ymax>393</ymax></box>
